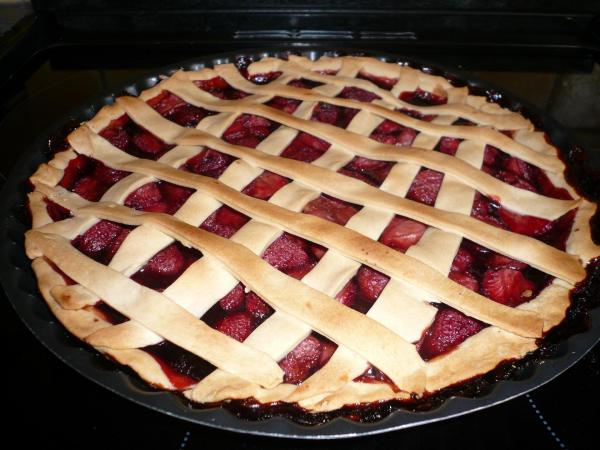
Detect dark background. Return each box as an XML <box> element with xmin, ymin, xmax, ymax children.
<box><xmin>1</xmin><ymin>1</ymin><xmax>599</xmax><ymax>448</ymax></box>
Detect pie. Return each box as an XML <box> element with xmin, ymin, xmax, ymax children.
<box><xmin>25</xmin><ymin>54</ymin><xmax>600</xmax><ymax>421</ymax></box>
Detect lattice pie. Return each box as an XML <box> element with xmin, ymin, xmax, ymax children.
<box><xmin>25</xmin><ymin>55</ymin><xmax>599</xmax><ymax>419</ymax></box>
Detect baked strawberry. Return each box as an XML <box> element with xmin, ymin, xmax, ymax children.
<box><xmin>498</xmin><ymin>207</ymin><xmax>550</xmax><ymax>236</ymax></box>
<box><xmin>496</xmin><ymin>170</ymin><xmax>536</xmax><ymax>192</ymax></box>
<box><xmin>338</xmin><ymin>86</ymin><xmax>380</xmax><ymax>102</ymax></box>
<box><xmin>483</xmin><ymin>146</ymin><xmax>500</xmax><ymax>166</ymax></box>
<box><xmin>406</xmin><ymin>169</ymin><xmax>444</xmax><ymax>206</ymax></box>
<box><xmin>144</xmin><ymin>244</ymin><xmax>186</xmax><ymax>278</ymax></box>
<box><xmin>147</xmin><ymin>91</ymin><xmax>186</xmax><ymax>115</ymax></box>
<box><xmin>59</xmin><ymin>154</ymin><xmax>93</xmax><ymax>189</ymax></box>
<box><xmin>417</xmin><ymin>307</ymin><xmax>484</xmax><ymax>360</ymax></box>
<box><xmin>279</xmin><ymin>335</ymin><xmax>323</xmax><ymax>384</ymax></box>
<box><xmin>45</xmin><ymin>199</ymin><xmax>72</xmax><ymax>221</ymax></box>
<box><xmin>344</xmin><ymin>156</ymin><xmax>389</xmax><ymax>172</ymax></box>
<box><xmin>357</xmin><ymin>72</ymin><xmax>398</xmax><ymax>90</ymax></box>
<box><xmin>280</xmin><ymin>132</ymin><xmax>330</xmax><ymax>162</ymax></box>
<box><xmin>104</xmin><ymin>227</ymin><xmax>131</xmax><ymax>264</ymax></box>
<box><xmin>535</xmin><ymin>170</ymin><xmax>572</xmax><ymax>200</ymax></box>
<box><xmin>262</xmin><ymin>233</ymin><xmax>313</xmax><ymax>275</ymax></box>
<box><xmin>448</xmin><ymin>271</ymin><xmax>479</xmax><ymax>292</ymax></box>
<box><xmin>92</xmin><ymin>162</ymin><xmax>129</xmax><ymax>185</ymax></box>
<box><xmin>309</xmin><ymin>243</ymin><xmax>328</xmax><ymax>261</ymax></box>
<box><xmin>379</xmin><ymin>215</ymin><xmax>427</xmax><ymax>252</ymax></box>
<box><xmin>214</xmin><ymin>312</ymin><xmax>254</xmax><ymax>342</ymax></box>
<box><xmin>72</xmin><ymin>220</ymin><xmax>124</xmax><ymax>261</ymax></box>
<box><xmin>471</xmin><ymin>193</ymin><xmax>505</xmax><ymax>229</ymax></box>
<box><xmin>242</xmin><ymin>171</ymin><xmax>290</xmax><ymax>200</ymax></box>
<box><xmin>168</xmin><ymin>104</ymin><xmax>210</xmax><ymax>128</ymax></box>
<box><xmin>200</xmin><ymin>205</ymin><xmax>250</xmax><ymax>238</ymax></box>
<box><xmin>124</xmin><ymin>182</ymin><xmax>163</xmax><ymax>211</ymax></box>
<box><xmin>312</xmin><ymin>102</ymin><xmax>340</xmax><ymax>125</ymax></box>
<box><xmin>481</xmin><ymin>268</ymin><xmax>535</xmax><ymax>306</ymax></box>
<box><xmin>266</xmin><ymin>96</ymin><xmax>301</xmax><ymax>114</ymax></box>
<box><xmin>183</xmin><ymin>148</ymin><xmax>233</xmax><ymax>178</ymax></box>
<box><xmin>319</xmin><ymin>339</ymin><xmax>338</xmax><ymax>367</ymax></box>
<box><xmin>245</xmin><ymin>292</ymin><xmax>273</xmax><ymax>320</ymax></box>
<box><xmin>218</xmin><ymin>283</ymin><xmax>246</xmax><ymax>312</ymax></box>
<box><xmin>438</xmin><ymin>137</ymin><xmax>461</xmax><ymax>155</ymax></box>
<box><xmin>302</xmin><ymin>195</ymin><xmax>359</xmax><ymax>226</ymax></box>
<box><xmin>504</xmin><ymin>156</ymin><xmax>533</xmax><ymax>181</ymax></box>
<box><xmin>132</xmin><ymin>129</ymin><xmax>170</xmax><ymax>155</ymax></box>
<box><xmin>400</xmin><ymin>88</ymin><xmax>447</xmax><ymax>106</ymax></box>
<box><xmin>100</xmin><ymin>126</ymin><xmax>130</xmax><ymax>150</ymax></box>
<box><xmin>488</xmin><ymin>254</ymin><xmax>528</xmax><ymax>270</ymax></box>
<box><xmin>337</xmin><ymin>167</ymin><xmax>377</xmax><ymax>186</ymax></box>
<box><xmin>356</xmin><ymin>265</ymin><xmax>389</xmax><ymax>303</ymax></box>
<box><xmin>335</xmin><ymin>279</ymin><xmax>358</xmax><ymax>308</ymax></box>
<box><xmin>72</xmin><ymin>176</ymin><xmax>103</xmax><ymax>201</ymax></box>
<box><xmin>450</xmin><ymin>248</ymin><xmax>473</xmax><ymax>273</ymax></box>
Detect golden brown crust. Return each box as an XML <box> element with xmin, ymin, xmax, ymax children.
<box><xmin>25</xmin><ymin>54</ymin><xmax>599</xmax><ymax>413</ymax></box>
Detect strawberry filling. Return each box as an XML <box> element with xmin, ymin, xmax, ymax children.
<box><xmin>339</xmin><ymin>156</ymin><xmax>395</xmax><ymax>187</ymax></box>
<box><xmin>357</xmin><ymin>72</ymin><xmax>398</xmax><ymax>90</ymax></box>
<box><xmin>369</xmin><ymin>119</ymin><xmax>418</xmax><ymax>147</ymax></box>
<box><xmin>280</xmin><ymin>132</ymin><xmax>331</xmax><ymax>163</ymax></box>
<box><xmin>182</xmin><ymin>148</ymin><xmax>236</xmax><ymax>178</ymax></box>
<box><xmin>222</xmin><ymin>113</ymin><xmax>279</xmax><ymax>148</ymax></box>
<box><xmin>45</xmin><ymin>199</ymin><xmax>72</xmax><ymax>221</ymax></box>
<box><xmin>333</xmin><ymin>266</ymin><xmax>390</xmax><ymax>314</ymax></box>
<box><xmin>406</xmin><ymin>168</ymin><xmax>444</xmax><ymax>206</ymax></box>
<box><xmin>201</xmin><ymin>285</ymin><xmax>275</xmax><ymax>343</ymax></box>
<box><xmin>146</xmin><ymin>90</ymin><xmax>216</xmax><ymax>128</ymax></box>
<box><xmin>248</xmin><ymin>71</ymin><xmax>283</xmax><ymax>85</ymax></box>
<box><xmin>379</xmin><ymin>215</ymin><xmax>427</xmax><ymax>252</ymax></box>
<box><xmin>124</xmin><ymin>181</ymin><xmax>194</xmax><ymax>215</ymax></box>
<box><xmin>71</xmin><ymin>220</ymin><xmax>133</xmax><ymax>265</ymax></box>
<box><xmin>302</xmin><ymin>194</ymin><xmax>361</xmax><ymax>226</ymax></box>
<box><xmin>262</xmin><ymin>232</ymin><xmax>318</xmax><ymax>280</ymax></box>
<box><xmin>193</xmin><ymin>76</ymin><xmax>249</xmax><ymax>100</ymax></box>
<box><xmin>400</xmin><ymin>88</ymin><xmax>447</xmax><ymax>106</ymax></box>
<box><xmin>59</xmin><ymin>154</ymin><xmax>130</xmax><ymax>201</ymax></box>
<box><xmin>99</xmin><ymin>114</ymin><xmax>175</xmax><ymax>160</ymax></box>
<box><xmin>200</xmin><ymin>205</ymin><xmax>250</xmax><ymax>239</ymax></box>
<box><xmin>241</xmin><ymin>170</ymin><xmax>291</xmax><ymax>200</ymax></box>
<box><xmin>279</xmin><ymin>333</ymin><xmax>338</xmax><ymax>384</ymax></box>
<box><xmin>130</xmin><ymin>242</ymin><xmax>202</xmax><ymax>292</ymax></box>
<box><xmin>483</xmin><ymin>146</ymin><xmax>573</xmax><ymax>200</ymax></box>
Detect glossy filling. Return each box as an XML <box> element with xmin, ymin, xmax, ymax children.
<box><xmin>45</xmin><ymin>66</ymin><xmax>583</xmax><ymax>419</ymax></box>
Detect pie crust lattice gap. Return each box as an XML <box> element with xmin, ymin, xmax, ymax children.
<box><xmin>25</xmin><ymin>55</ymin><xmax>600</xmax><ymax>416</ymax></box>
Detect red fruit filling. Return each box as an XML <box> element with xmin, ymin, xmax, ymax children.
<box><xmin>334</xmin><ymin>268</ymin><xmax>390</xmax><ymax>314</ymax></box>
<box><xmin>59</xmin><ymin>154</ymin><xmax>130</xmax><ymax>201</ymax></box>
<box><xmin>144</xmin><ymin>341</ymin><xmax>216</xmax><ymax>389</ymax></box>
<box><xmin>483</xmin><ymin>146</ymin><xmax>572</xmax><ymax>200</ymax></box>
<box><xmin>124</xmin><ymin>181</ymin><xmax>194</xmax><ymax>215</ymax></box>
<box><xmin>400</xmin><ymin>88</ymin><xmax>447</xmax><ymax>106</ymax></box>
<box><xmin>339</xmin><ymin>156</ymin><xmax>395</xmax><ymax>187</ymax></box>
<box><xmin>72</xmin><ymin>220</ymin><xmax>133</xmax><ymax>265</ymax></box>
<box><xmin>241</xmin><ymin>170</ymin><xmax>291</xmax><ymax>200</ymax></box>
<box><xmin>471</xmin><ymin>192</ymin><xmax>576</xmax><ymax>248</ymax></box>
<box><xmin>266</xmin><ymin>96</ymin><xmax>302</xmax><ymax>114</ymax></box>
<box><xmin>45</xmin><ymin>199</ymin><xmax>72</xmax><ymax>221</ymax></box>
<box><xmin>379</xmin><ymin>215</ymin><xmax>427</xmax><ymax>252</ymax></box>
<box><xmin>200</xmin><ymin>205</ymin><xmax>250</xmax><ymax>239</ymax></box>
<box><xmin>262</xmin><ymin>232</ymin><xmax>318</xmax><ymax>279</ymax></box>
<box><xmin>370</xmin><ymin>119</ymin><xmax>418</xmax><ymax>147</ymax></box>
<box><xmin>417</xmin><ymin>305</ymin><xmax>485</xmax><ymax>361</ymax></box>
<box><xmin>280</xmin><ymin>132</ymin><xmax>331</xmax><ymax>163</ymax></box>
<box><xmin>182</xmin><ymin>147</ymin><xmax>236</xmax><ymax>179</ymax></box>
<box><xmin>147</xmin><ymin>90</ymin><xmax>216</xmax><ymax>128</ymax></box>
<box><xmin>357</xmin><ymin>72</ymin><xmax>398</xmax><ymax>90</ymax></box>
<box><xmin>94</xmin><ymin>300</ymin><xmax>129</xmax><ymax>325</ymax></box>
<box><xmin>99</xmin><ymin>114</ymin><xmax>175</xmax><ymax>160</ymax></box>
<box><xmin>194</xmin><ymin>76</ymin><xmax>249</xmax><ymax>100</ymax></box>
<box><xmin>202</xmin><ymin>288</ymin><xmax>275</xmax><ymax>342</ymax></box>
<box><xmin>436</xmin><ymin>136</ymin><xmax>463</xmax><ymax>156</ymax></box>
<box><xmin>302</xmin><ymin>194</ymin><xmax>361</xmax><ymax>226</ymax></box>
<box><xmin>288</xmin><ymin>78</ymin><xmax>324</xmax><ymax>89</ymax></box>
<box><xmin>338</xmin><ymin>86</ymin><xmax>381</xmax><ymax>103</ymax></box>
<box><xmin>248</xmin><ymin>71</ymin><xmax>282</xmax><ymax>85</ymax></box>
<box><xmin>397</xmin><ymin>108</ymin><xmax>437</xmax><ymax>122</ymax></box>
<box><xmin>222</xmin><ymin>114</ymin><xmax>279</xmax><ymax>148</ymax></box>
<box><xmin>279</xmin><ymin>333</ymin><xmax>337</xmax><ymax>384</ymax></box>
<box><xmin>311</xmin><ymin>102</ymin><xmax>359</xmax><ymax>129</ymax></box>
<box><xmin>406</xmin><ymin>168</ymin><xmax>444</xmax><ymax>206</ymax></box>
<box><xmin>354</xmin><ymin>365</ymin><xmax>395</xmax><ymax>387</ymax></box>
<box><xmin>131</xmin><ymin>242</ymin><xmax>202</xmax><ymax>291</ymax></box>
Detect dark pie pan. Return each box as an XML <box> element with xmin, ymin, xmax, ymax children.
<box><xmin>1</xmin><ymin>48</ymin><xmax>599</xmax><ymax>439</ymax></box>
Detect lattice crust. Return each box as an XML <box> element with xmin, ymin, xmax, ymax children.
<box><xmin>26</xmin><ymin>55</ymin><xmax>600</xmax><ymax>413</ymax></box>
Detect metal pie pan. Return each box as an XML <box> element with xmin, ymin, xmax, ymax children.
<box><xmin>1</xmin><ymin>48</ymin><xmax>599</xmax><ymax>439</ymax></box>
